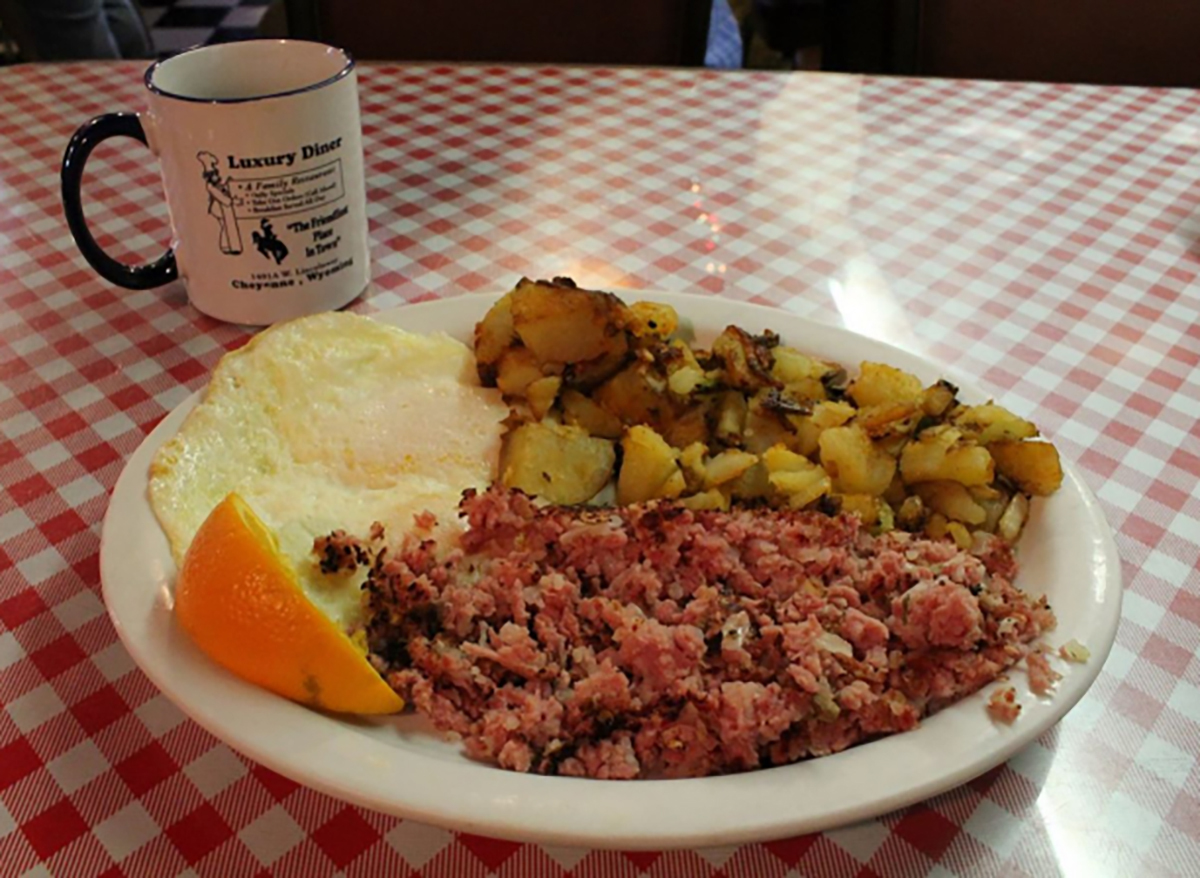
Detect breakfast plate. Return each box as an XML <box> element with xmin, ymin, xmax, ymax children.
<box><xmin>100</xmin><ymin>291</ymin><xmax>1122</xmax><ymax>849</ymax></box>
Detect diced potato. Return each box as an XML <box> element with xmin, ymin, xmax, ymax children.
<box><xmin>989</xmin><ymin>441</ymin><xmax>1063</xmax><ymax>496</ymax></box>
<box><xmin>954</xmin><ymin>404</ymin><xmax>1039</xmax><ymax>445</ymax></box>
<box><xmin>728</xmin><ymin>460</ymin><xmax>770</xmax><ymax>500</ymax></box>
<box><xmin>997</xmin><ymin>492</ymin><xmax>1030</xmax><ymax>543</ymax></box>
<box><xmin>946</xmin><ymin>521</ymin><xmax>973</xmax><ymax>550</ymax></box>
<box><xmin>594</xmin><ymin>365</ymin><xmax>670</xmax><ymax>427</ymax></box>
<box><xmin>913</xmin><ymin>480</ymin><xmax>987</xmax><ymax>525</ymax></box>
<box><xmin>474</xmin><ymin>291</ymin><xmax>516</xmax><ymax>376</ymax></box>
<box><xmin>626</xmin><ymin>301</ymin><xmax>678</xmax><ymax>339</ymax></box>
<box><xmin>772</xmin><ymin>346</ymin><xmax>830</xmax><ymax>385</ymax></box>
<box><xmin>501</xmin><ymin>422</ymin><xmax>615</xmax><ymax>505</ymax></box>
<box><xmin>925</xmin><ymin>512</ymin><xmax>949</xmax><ymax>540</ymax></box>
<box><xmin>770</xmin><ymin>468</ymin><xmax>832</xmax><ymax>509</ymax></box>
<box><xmin>561</xmin><ymin>389</ymin><xmax>623</xmax><ymax>439</ymax></box>
<box><xmin>526</xmin><ymin>376</ymin><xmax>562</xmax><ymax>421</ymax></box>
<box><xmin>900</xmin><ymin>427</ymin><xmax>994</xmax><ymax>486</ymax></box>
<box><xmin>714</xmin><ymin>391</ymin><xmax>748</xmax><ymax>444</ymax></box>
<box><xmin>495</xmin><ymin>347</ymin><xmax>543</xmax><ymax>397</ymax></box>
<box><xmin>568</xmin><ymin>347</ymin><xmax>631</xmax><ymax>389</ymax></box>
<box><xmin>712</xmin><ymin>326</ymin><xmax>778</xmax><ymax>391</ymax></box>
<box><xmin>763</xmin><ymin>445</ymin><xmax>830</xmax><ymax>508</ymax></box>
<box><xmin>704</xmin><ymin>450</ymin><xmax>759</xmax><ymax>488</ymax></box>
<box><xmin>511</xmin><ymin>278</ymin><xmax>629</xmax><ymax>365</ymax></box>
<box><xmin>849</xmin><ymin>362</ymin><xmax>923</xmax><ymax>408</ymax></box>
<box><xmin>856</xmin><ymin>401</ymin><xmax>920</xmax><ymax>439</ymax></box>
<box><xmin>838</xmin><ymin>494</ymin><xmax>880</xmax><ymax>525</ymax></box>
<box><xmin>791</xmin><ymin>400</ymin><xmax>857</xmax><ymax>457</ymax></box>
<box><xmin>818</xmin><ymin>425</ymin><xmax>897</xmax><ymax>496</ymax></box>
<box><xmin>920</xmin><ymin>380</ymin><xmax>958</xmax><ymax>417</ymax></box>
<box><xmin>617</xmin><ymin>425</ymin><xmax>686</xmax><ymax>505</ymax></box>
<box><xmin>895</xmin><ymin>495</ymin><xmax>928</xmax><ymax>531</ymax></box>
<box><xmin>679</xmin><ymin>489</ymin><xmax>730</xmax><ymax>511</ymax></box>
<box><xmin>678</xmin><ymin>441</ymin><xmax>708</xmax><ymax>490</ymax></box>
<box><xmin>661</xmin><ymin>400</ymin><xmax>713</xmax><ymax>449</ymax></box>
<box><xmin>743</xmin><ymin>405</ymin><xmax>796</xmax><ymax>455</ymax></box>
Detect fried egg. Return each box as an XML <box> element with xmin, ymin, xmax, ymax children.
<box><xmin>149</xmin><ymin>312</ymin><xmax>508</xmax><ymax>628</ymax></box>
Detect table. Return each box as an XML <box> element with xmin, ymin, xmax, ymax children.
<box><xmin>2</xmin><ymin>60</ymin><xmax>1198</xmax><ymax>878</ymax></box>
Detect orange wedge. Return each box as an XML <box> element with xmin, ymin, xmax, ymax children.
<box><xmin>174</xmin><ymin>493</ymin><xmax>403</xmax><ymax>714</ymax></box>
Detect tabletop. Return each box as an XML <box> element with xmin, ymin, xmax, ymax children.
<box><xmin>1</xmin><ymin>60</ymin><xmax>1198</xmax><ymax>878</ymax></box>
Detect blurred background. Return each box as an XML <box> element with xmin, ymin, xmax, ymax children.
<box><xmin>1</xmin><ymin>0</ymin><xmax>1198</xmax><ymax>86</ymax></box>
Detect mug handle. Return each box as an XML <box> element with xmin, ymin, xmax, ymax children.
<box><xmin>61</xmin><ymin>112</ymin><xmax>178</xmax><ymax>290</ymax></box>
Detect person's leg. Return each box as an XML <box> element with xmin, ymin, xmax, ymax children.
<box><xmin>10</xmin><ymin>0</ymin><xmax>119</xmax><ymax>60</ymax></box>
<box><xmin>102</xmin><ymin>0</ymin><xmax>154</xmax><ymax>59</ymax></box>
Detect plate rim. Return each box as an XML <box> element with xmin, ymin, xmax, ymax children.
<box><xmin>99</xmin><ymin>290</ymin><xmax>1123</xmax><ymax>849</ymax></box>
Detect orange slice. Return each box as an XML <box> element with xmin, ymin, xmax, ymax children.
<box><xmin>174</xmin><ymin>493</ymin><xmax>403</xmax><ymax>714</ymax></box>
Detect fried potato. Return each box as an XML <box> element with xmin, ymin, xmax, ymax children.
<box><xmin>494</xmin><ymin>347</ymin><xmax>543</xmax><ymax>397</ymax></box>
<box><xmin>511</xmin><ymin>278</ymin><xmax>629</xmax><ymax>365</ymax></box>
<box><xmin>899</xmin><ymin>427</ymin><xmax>994</xmax><ymax>486</ymax></box>
<box><xmin>561</xmin><ymin>389</ymin><xmax>623</xmax><ymax>439</ymax></box>
<box><xmin>594</xmin><ymin>365</ymin><xmax>670</xmax><ymax>427</ymax></box>
<box><xmin>913</xmin><ymin>480</ymin><xmax>987</xmax><ymax>525</ymax></box>
<box><xmin>954</xmin><ymin>403</ymin><xmax>1039</xmax><ymax>445</ymax></box>
<box><xmin>989</xmin><ymin>441</ymin><xmax>1063</xmax><ymax>496</ymax></box>
<box><xmin>848</xmin><ymin>362</ymin><xmax>923</xmax><ymax>408</ymax></box>
<box><xmin>501</xmin><ymin>422</ymin><xmax>615</xmax><ymax>504</ymax></box>
<box><xmin>703</xmin><ymin>449</ymin><xmax>759</xmax><ymax>489</ymax></box>
<box><xmin>475</xmin><ymin>291</ymin><xmax>517</xmax><ymax>378</ymax></box>
<box><xmin>526</xmin><ymin>376</ymin><xmax>562</xmax><ymax>421</ymax></box>
<box><xmin>712</xmin><ymin>326</ymin><xmax>779</xmax><ymax>391</ymax></box>
<box><xmin>618</xmin><ymin>425</ymin><xmax>686</xmax><ymax>505</ymax></box>
<box><xmin>763</xmin><ymin>446</ymin><xmax>832</xmax><ymax>509</ymax></box>
<box><xmin>818</xmin><ymin>425</ymin><xmax>896</xmax><ymax>496</ymax></box>
<box><xmin>627</xmin><ymin>301</ymin><xmax>679</xmax><ymax>340</ymax></box>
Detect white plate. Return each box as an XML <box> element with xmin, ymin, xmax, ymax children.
<box><xmin>100</xmin><ymin>291</ymin><xmax>1121</xmax><ymax>850</ymax></box>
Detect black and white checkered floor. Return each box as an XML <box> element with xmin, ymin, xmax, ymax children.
<box><xmin>141</xmin><ymin>0</ymin><xmax>272</xmax><ymax>57</ymax></box>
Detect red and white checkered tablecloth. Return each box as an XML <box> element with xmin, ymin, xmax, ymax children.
<box><xmin>2</xmin><ymin>61</ymin><xmax>1199</xmax><ymax>877</ymax></box>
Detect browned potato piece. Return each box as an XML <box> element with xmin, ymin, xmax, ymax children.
<box><xmin>526</xmin><ymin>376</ymin><xmax>562</xmax><ymax>421</ymax></box>
<box><xmin>501</xmin><ymin>422</ymin><xmax>615</xmax><ymax>504</ymax></box>
<box><xmin>679</xmin><ymin>489</ymin><xmax>730</xmax><ymax>511</ymax></box>
<box><xmin>712</xmin><ymin>326</ymin><xmax>779</xmax><ymax>391</ymax></box>
<box><xmin>495</xmin><ymin>347</ymin><xmax>543</xmax><ymax>397</ymax></box>
<box><xmin>989</xmin><ymin>441</ymin><xmax>1063</xmax><ymax>496</ymax></box>
<box><xmin>677</xmin><ymin>442</ymin><xmax>708</xmax><ymax>491</ymax></box>
<box><xmin>561</xmin><ymin>389</ymin><xmax>623</xmax><ymax>439</ymax></box>
<box><xmin>714</xmin><ymin>391</ymin><xmax>748</xmax><ymax>444</ymax></box>
<box><xmin>474</xmin><ymin>291</ymin><xmax>516</xmax><ymax>378</ymax></box>
<box><xmin>728</xmin><ymin>460</ymin><xmax>770</xmax><ymax>500</ymax></box>
<box><xmin>920</xmin><ymin>380</ymin><xmax>958</xmax><ymax>417</ymax></box>
<box><xmin>819</xmin><ymin>425</ymin><xmax>896</xmax><ymax>496</ymax></box>
<box><xmin>954</xmin><ymin>404</ymin><xmax>1039</xmax><ymax>445</ymax></box>
<box><xmin>896</xmin><ymin>495</ymin><xmax>928</xmax><ymax>531</ymax></box>
<box><xmin>838</xmin><ymin>494</ymin><xmax>880</xmax><ymax>526</ymax></box>
<box><xmin>510</xmin><ymin>278</ymin><xmax>629</xmax><ymax>365</ymax></box>
<box><xmin>594</xmin><ymin>365</ymin><xmax>671</xmax><ymax>427</ymax></box>
<box><xmin>849</xmin><ymin>362</ymin><xmax>923</xmax><ymax>408</ymax></box>
<box><xmin>900</xmin><ymin>427</ymin><xmax>994</xmax><ymax>486</ymax></box>
<box><xmin>661</xmin><ymin>400</ymin><xmax>713</xmax><ymax>449</ymax></box>
<box><xmin>791</xmin><ymin>400</ymin><xmax>856</xmax><ymax>457</ymax></box>
<box><xmin>704</xmin><ymin>450</ymin><xmax>758</xmax><ymax>488</ymax></box>
<box><xmin>913</xmin><ymin>481</ymin><xmax>987</xmax><ymax>525</ymax></box>
<box><xmin>618</xmin><ymin>425</ymin><xmax>685</xmax><ymax>505</ymax></box>
<box><xmin>856</xmin><ymin>401</ymin><xmax>920</xmax><ymax>439</ymax></box>
<box><xmin>627</xmin><ymin>301</ymin><xmax>678</xmax><ymax>340</ymax></box>
<box><xmin>764</xmin><ymin>446</ymin><xmax>831</xmax><ymax>508</ymax></box>
<box><xmin>997</xmin><ymin>492</ymin><xmax>1031</xmax><ymax>542</ymax></box>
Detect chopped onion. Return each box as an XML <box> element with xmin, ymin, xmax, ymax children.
<box><xmin>816</xmin><ymin>631</ymin><xmax>853</xmax><ymax>657</ymax></box>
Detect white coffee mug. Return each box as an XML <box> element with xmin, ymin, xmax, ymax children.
<box><xmin>62</xmin><ymin>40</ymin><xmax>370</xmax><ymax>325</ymax></box>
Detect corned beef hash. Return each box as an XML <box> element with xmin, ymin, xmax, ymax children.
<box><xmin>311</xmin><ymin>279</ymin><xmax>1075</xmax><ymax>779</ymax></box>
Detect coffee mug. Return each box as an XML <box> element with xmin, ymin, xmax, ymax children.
<box><xmin>62</xmin><ymin>40</ymin><xmax>370</xmax><ymax>325</ymax></box>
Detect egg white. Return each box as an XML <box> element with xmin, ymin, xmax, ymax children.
<box><xmin>149</xmin><ymin>312</ymin><xmax>508</xmax><ymax>628</ymax></box>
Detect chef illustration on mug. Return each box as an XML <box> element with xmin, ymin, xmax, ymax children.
<box><xmin>197</xmin><ymin>151</ymin><xmax>243</xmax><ymax>255</ymax></box>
